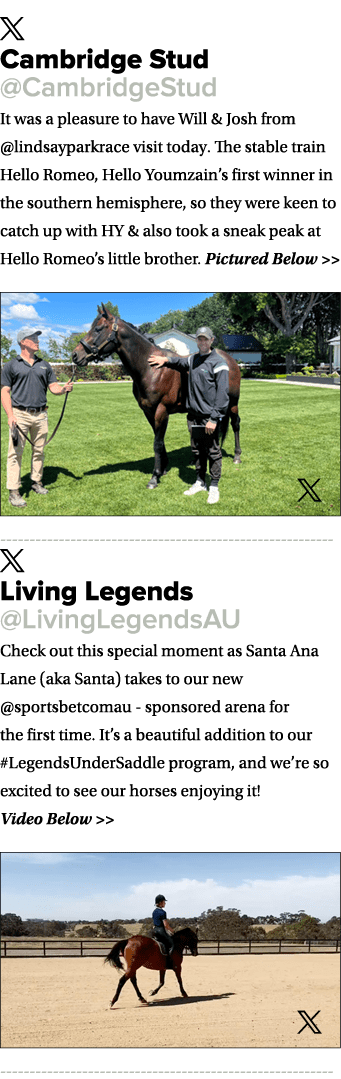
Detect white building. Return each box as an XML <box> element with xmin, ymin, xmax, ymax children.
<box><xmin>152</xmin><ymin>327</ymin><xmax>197</xmax><ymax>357</ymax></box>
<box><xmin>329</xmin><ymin>335</ymin><xmax>340</xmax><ymax>371</ymax></box>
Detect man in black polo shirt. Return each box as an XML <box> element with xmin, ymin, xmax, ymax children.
<box><xmin>149</xmin><ymin>326</ymin><xmax>229</xmax><ymax>505</ymax></box>
<box><xmin>1</xmin><ymin>327</ymin><xmax>73</xmax><ymax>508</ymax></box>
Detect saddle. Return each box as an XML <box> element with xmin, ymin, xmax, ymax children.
<box><xmin>152</xmin><ymin>934</ymin><xmax>173</xmax><ymax>967</ymax></box>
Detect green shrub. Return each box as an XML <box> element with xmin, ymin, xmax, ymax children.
<box><xmin>49</xmin><ymin>363</ymin><xmax>131</xmax><ymax>382</ymax></box>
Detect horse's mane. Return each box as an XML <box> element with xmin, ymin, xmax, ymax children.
<box><xmin>123</xmin><ymin>319</ymin><xmax>156</xmax><ymax>344</ymax></box>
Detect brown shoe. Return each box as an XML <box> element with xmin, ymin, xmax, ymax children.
<box><xmin>9</xmin><ymin>490</ymin><xmax>27</xmax><ymax>508</ymax></box>
<box><xmin>32</xmin><ymin>482</ymin><xmax>48</xmax><ymax>495</ymax></box>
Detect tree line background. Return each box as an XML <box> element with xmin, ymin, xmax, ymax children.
<box><xmin>2</xmin><ymin>907</ymin><xmax>339</xmax><ymax>942</ymax></box>
<box><xmin>1</xmin><ymin>293</ymin><xmax>339</xmax><ymax>375</ymax></box>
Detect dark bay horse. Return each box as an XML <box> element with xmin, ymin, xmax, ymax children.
<box><xmin>105</xmin><ymin>927</ymin><xmax>198</xmax><ymax>1006</ymax></box>
<box><xmin>72</xmin><ymin>305</ymin><xmax>241</xmax><ymax>489</ymax></box>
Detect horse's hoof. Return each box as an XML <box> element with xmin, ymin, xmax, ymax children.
<box><xmin>233</xmin><ymin>458</ymin><xmax>241</xmax><ymax>466</ymax></box>
<box><xmin>147</xmin><ymin>476</ymin><xmax>158</xmax><ymax>489</ymax></box>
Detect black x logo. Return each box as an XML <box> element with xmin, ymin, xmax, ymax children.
<box><xmin>297</xmin><ymin>1009</ymin><xmax>321</xmax><ymax>1034</ymax></box>
<box><xmin>0</xmin><ymin>16</ymin><xmax>24</xmax><ymax>40</ymax></box>
<box><xmin>297</xmin><ymin>478</ymin><xmax>321</xmax><ymax>503</ymax></box>
<box><xmin>0</xmin><ymin>548</ymin><xmax>24</xmax><ymax>573</ymax></box>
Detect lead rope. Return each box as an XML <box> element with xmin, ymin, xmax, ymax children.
<box><xmin>12</xmin><ymin>362</ymin><xmax>75</xmax><ymax>449</ymax></box>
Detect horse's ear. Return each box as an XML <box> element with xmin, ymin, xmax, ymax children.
<box><xmin>101</xmin><ymin>303</ymin><xmax>109</xmax><ymax>318</ymax></box>
<box><xmin>97</xmin><ymin>305</ymin><xmax>102</xmax><ymax>315</ymax></box>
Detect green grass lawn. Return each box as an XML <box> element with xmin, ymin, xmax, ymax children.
<box><xmin>1</xmin><ymin>382</ymin><xmax>339</xmax><ymax>517</ymax></box>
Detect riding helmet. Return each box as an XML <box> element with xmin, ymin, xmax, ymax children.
<box><xmin>155</xmin><ymin>894</ymin><xmax>167</xmax><ymax>904</ymax></box>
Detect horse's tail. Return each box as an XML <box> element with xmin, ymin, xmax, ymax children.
<box><xmin>105</xmin><ymin>939</ymin><xmax>129</xmax><ymax>970</ymax></box>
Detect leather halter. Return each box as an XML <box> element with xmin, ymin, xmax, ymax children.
<box><xmin>79</xmin><ymin>316</ymin><xmax>119</xmax><ymax>361</ymax></box>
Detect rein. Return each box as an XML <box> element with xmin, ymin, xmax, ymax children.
<box><xmin>13</xmin><ymin>363</ymin><xmax>75</xmax><ymax>449</ymax></box>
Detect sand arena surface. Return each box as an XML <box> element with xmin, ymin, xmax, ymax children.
<box><xmin>1</xmin><ymin>954</ymin><xmax>339</xmax><ymax>1048</ymax></box>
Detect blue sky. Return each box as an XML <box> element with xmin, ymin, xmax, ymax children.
<box><xmin>1</xmin><ymin>853</ymin><xmax>339</xmax><ymax>922</ymax></box>
<box><xmin>1</xmin><ymin>293</ymin><xmax>214</xmax><ymax>351</ymax></box>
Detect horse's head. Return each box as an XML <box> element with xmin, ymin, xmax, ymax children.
<box><xmin>72</xmin><ymin>304</ymin><xmax>119</xmax><ymax>366</ymax></box>
<box><xmin>177</xmin><ymin>927</ymin><xmax>198</xmax><ymax>956</ymax></box>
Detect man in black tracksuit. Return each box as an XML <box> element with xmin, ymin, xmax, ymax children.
<box><xmin>150</xmin><ymin>326</ymin><xmax>229</xmax><ymax>505</ymax></box>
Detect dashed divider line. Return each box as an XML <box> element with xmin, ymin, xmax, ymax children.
<box><xmin>0</xmin><ymin>539</ymin><xmax>333</xmax><ymax>544</ymax></box>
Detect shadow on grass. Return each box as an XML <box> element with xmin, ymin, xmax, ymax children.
<box><xmin>20</xmin><ymin>465</ymin><xmax>82</xmax><ymax>495</ymax></box>
<box><xmin>84</xmin><ymin>446</ymin><xmax>192</xmax><ymax>482</ymax></box>
<box><xmin>84</xmin><ymin>445</ymin><xmax>235</xmax><ymax>484</ymax></box>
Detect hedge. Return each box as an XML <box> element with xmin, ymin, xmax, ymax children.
<box><xmin>50</xmin><ymin>363</ymin><xmax>131</xmax><ymax>382</ymax></box>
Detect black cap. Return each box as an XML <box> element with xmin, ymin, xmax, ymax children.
<box><xmin>155</xmin><ymin>894</ymin><xmax>167</xmax><ymax>904</ymax></box>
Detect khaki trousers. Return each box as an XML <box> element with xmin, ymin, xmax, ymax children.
<box><xmin>7</xmin><ymin>408</ymin><xmax>48</xmax><ymax>490</ymax></box>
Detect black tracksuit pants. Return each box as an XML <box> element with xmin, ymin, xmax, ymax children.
<box><xmin>187</xmin><ymin>413</ymin><xmax>222</xmax><ymax>485</ymax></box>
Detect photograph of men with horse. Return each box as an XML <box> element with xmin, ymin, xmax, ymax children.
<box><xmin>72</xmin><ymin>306</ymin><xmax>241</xmax><ymax>499</ymax></box>
<box><xmin>1</xmin><ymin>291</ymin><xmax>339</xmax><ymax>517</ymax></box>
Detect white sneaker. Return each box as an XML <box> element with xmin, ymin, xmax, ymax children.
<box><xmin>184</xmin><ymin>480</ymin><xmax>206</xmax><ymax>496</ymax></box>
<box><xmin>207</xmin><ymin>487</ymin><xmax>220</xmax><ymax>505</ymax></box>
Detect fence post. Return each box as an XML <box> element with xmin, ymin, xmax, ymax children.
<box><xmin>249</xmin><ymin>940</ymin><xmax>251</xmax><ymax>954</ymax></box>
<box><xmin>43</xmin><ymin>940</ymin><xmax>46</xmax><ymax>957</ymax></box>
<box><xmin>4</xmin><ymin>940</ymin><xmax>6</xmax><ymax>957</ymax></box>
<box><xmin>279</xmin><ymin>939</ymin><xmax>281</xmax><ymax>953</ymax></box>
<box><xmin>80</xmin><ymin>940</ymin><xmax>83</xmax><ymax>957</ymax></box>
<box><xmin>336</xmin><ymin>940</ymin><xmax>339</xmax><ymax>953</ymax></box>
<box><xmin>308</xmin><ymin>939</ymin><xmax>311</xmax><ymax>953</ymax></box>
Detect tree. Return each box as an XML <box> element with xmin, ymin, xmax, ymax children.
<box><xmin>1</xmin><ymin>913</ymin><xmax>27</xmax><ymax>936</ymax></box>
<box><xmin>1</xmin><ymin>333</ymin><xmax>17</xmax><ymax>365</ymax></box>
<box><xmin>199</xmin><ymin>907</ymin><xmax>252</xmax><ymax>942</ymax></box>
<box><xmin>48</xmin><ymin>333</ymin><xmax>85</xmax><ymax>364</ymax></box>
<box><xmin>218</xmin><ymin>292</ymin><xmax>340</xmax><ymax>372</ymax></box>
<box><xmin>288</xmin><ymin>914</ymin><xmax>323</xmax><ymax>941</ymax></box>
<box><xmin>139</xmin><ymin>309</ymin><xmax>187</xmax><ymax>335</ymax></box>
<box><xmin>258</xmin><ymin>293</ymin><xmax>322</xmax><ymax>373</ymax></box>
<box><xmin>97</xmin><ymin>919</ymin><xmax>127</xmax><ymax>937</ymax></box>
<box><xmin>23</xmin><ymin>919</ymin><xmax>47</xmax><ymax>937</ymax></box>
<box><xmin>140</xmin><ymin>917</ymin><xmax>154</xmax><ymax>935</ymax></box>
<box><xmin>140</xmin><ymin>294</ymin><xmax>232</xmax><ymax>349</ymax></box>
<box><xmin>43</xmin><ymin>920</ymin><xmax>67</xmax><ymax>937</ymax></box>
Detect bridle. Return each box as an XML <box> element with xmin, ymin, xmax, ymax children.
<box><xmin>78</xmin><ymin>316</ymin><xmax>119</xmax><ymax>362</ymax></box>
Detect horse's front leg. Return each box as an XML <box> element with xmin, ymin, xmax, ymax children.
<box><xmin>150</xmin><ymin>969</ymin><xmax>166</xmax><ymax>997</ymax></box>
<box><xmin>147</xmin><ymin>405</ymin><xmax>169</xmax><ymax>489</ymax></box>
<box><xmin>173</xmin><ymin>960</ymin><xmax>188</xmax><ymax>998</ymax></box>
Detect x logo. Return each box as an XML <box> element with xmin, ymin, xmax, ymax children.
<box><xmin>297</xmin><ymin>477</ymin><xmax>321</xmax><ymax>503</ymax></box>
<box><xmin>0</xmin><ymin>15</ymin><xmax>24</xmax><ymax>40</ymax></box>
<box><xmin>0</xmin><ymin>548</ymin><xmax>24</xmax><ymax>573</ymax></box>
<box><xmin>297</xmin><ymin>1009</ymin><xmax>321</xmax><ymax>1034</ymax></box>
